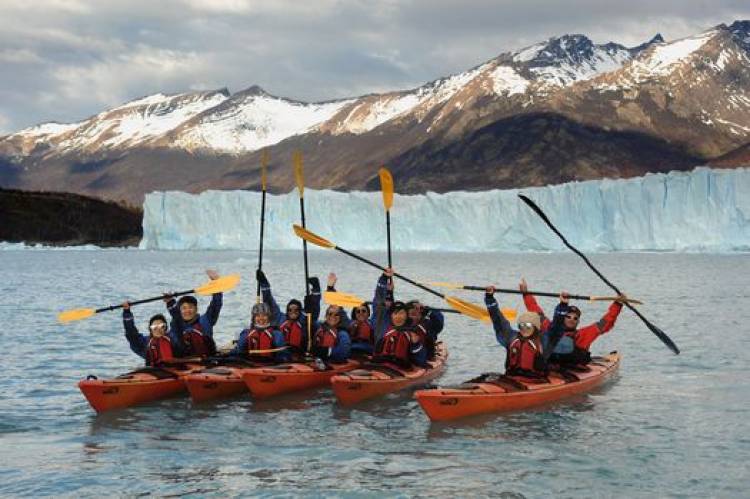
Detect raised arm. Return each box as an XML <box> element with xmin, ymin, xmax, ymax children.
<box><xmin>123</xmin><ymin>304</ymin><xmax>147</xmax><ymax>359</ymax></box>
<box><xmin>574</xmin><ymin>299</ymin><xmax>625</xmax><ymax>350</ymax></box>
<box><xmin>520</xmin><ymin>278</ymin><xmax>551</xmax><ymax>331</ymax></box>
<box><xmin>257</xmin><ymin>269</ymin><xmax>281</xmax><ymax>325</ymax></box>
<box><xmin>485</xmin><ymin>287</ymin><xmax>515</xmax><ymax>347</ymax></box>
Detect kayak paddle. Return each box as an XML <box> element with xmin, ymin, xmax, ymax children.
<box><xmin>293</xmin><ymin>225</ymin><xmax>491</xmax><ymax>322</ymax></box>
<box><xmin>294</xmin><ymin>151</ymin><xmax>314</xmax><ymax>354</ymax></box>
<box><xmin>57</xmin><ymin>274</ymin><xmax>241</xmax><ymax>323</ymax></box>
<box><xmin>518</xmin><ymin>194</ymin><xmax>679</xmax><ymax>354</ymax></box>
<box><xmin>323</xmin><ymin>290</ymin><xmax>518</xmax><ymax>322</ymax></box>
<box><xmin>426</xmin><ymin>282</ymin><xmax>643</xmax><ymax>305</ymax></box>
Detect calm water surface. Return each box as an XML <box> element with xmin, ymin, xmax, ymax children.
<box><xmin>0</xmin><ymin>249</ymin><xmax>748</xmax><ymax>497</ymax></box>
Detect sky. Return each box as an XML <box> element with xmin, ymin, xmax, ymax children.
<box><xmin>0</xmin><ymin>0</ymin><xmax>748</xmax><ymax>134</ymax></box>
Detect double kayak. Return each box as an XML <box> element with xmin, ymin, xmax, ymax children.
<box><xmin>78</xmin><ymin>362</ymin><xmax>203</xmax><ymax>413</ymax></box>
<box><xmin>414</xmin><ymin>352</ymin><xmax>620</xmax><ymax>421</ymax></box>
<box><xmin>242</xmin><ymin>358</ymin><xmax>364</xmax><ymax>399</ymax></box>
<box><xmin>331</xmin><ymin>343</ymin><xmax>448</xmax><ymax>405</ymax></box>
<box><xmin>183</xmin><ymin>358</ymin><xmax>261</xmax><ymax>403</ymax></box>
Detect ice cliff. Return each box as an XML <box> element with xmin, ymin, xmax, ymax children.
<box><xmin>141</xmin><ymin>167</ymin><xmax>750</xmax><ymax>252</ymax></box>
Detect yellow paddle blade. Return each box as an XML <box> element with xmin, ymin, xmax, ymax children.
<box><xmin>444</xmin><ymin>296</ymin><xmax>490</xmax><ymax>322</ymax></box>
<box><xmin>323</xmin><ymin>291</ymin><xmax>366</xmax><ymax>308</ymax></box>
<box><xmin>501</xmin><ymin>308</ymin><xmax>517</xmax><ymax>322</ymax></box>
<box><xmin>58</xmin><ymin>308</ymin><xmax>95</xmax><ymax>323</ymax></box>
<box><xmin>195</xmin><ymin>274</ymin><xmax>241</xmax><ymax>295</ymax></box>
<box><xmin>260</xmin><ymin>150</ymin><xmax>269</xmax><ymax>190</ymax></box>
<box><xmin>378</xmin><ymin>167</ymin><xmax>394</xmax><ymax>210</ymax></box>
<box><xmin>424</xmin><ymin>281</ymin><xmax>463</xmax><ymax>290</ymax></box>
<box><xmin>293</xmin><ymin>224</ymin><xmax>336</xmax><ymax>249</ymax></box>
<box><xmin>293</xmin><ymin>151</ymin><xmax>304</xmax><ymax>196</ymax></box>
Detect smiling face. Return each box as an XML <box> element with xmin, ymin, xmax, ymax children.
<box><xmin>407</xmin><ymin>302</ymin><xmax>423</xmax><ymax>322</ymax></box>
<box><xmin>354</xmin><ymin>306</ymin><xmax>369</xmax><ymax>321</ymax></box>
<box><xmin>391</xmin><ymin>309</ymin><xmax>407</xmax><ymax>327</ymax></box>
<box><xmin>254</xmin><ymin>312</ymin><xmax>270</xmax><ymax>328</ymax></box>
<box><xmin>180</xmin><ymin>302</ymin><xmax>198</xmax><ymax>322</ymax></box>
<box><xmin>149</xmin><ymin>320</ymin><xmax>168</xmax><ymax>338</ymax></box>
<box><xmin>564</xmin><ymin>312</ymin><xmax>580</xmax><ymax>330</ymax></box>
<box><xmin>287</xmin><ymin>303</ymin><xmax>301</xmax><ymax>321</ymax></box>
<box><xmin>325</xmin><ymin>306</ymin><xmax>341</xmax><ymax>327</ymax></box>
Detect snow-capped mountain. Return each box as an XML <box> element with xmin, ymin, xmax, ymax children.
<box><xmin>1</xmin><ymin>21</ymin><xmax>748</xmax><ymax>203</ymax></box>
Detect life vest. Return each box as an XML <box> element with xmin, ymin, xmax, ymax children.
<box><xmin>146</xmin><ymin>336</ymin><xmax>173</xmax><ymax>366</ymax></box>
<box><xmin>280</xmin><ymin>319</ymin><xmax>305</xmax><ymax>351</ymax></box>
<box><xmin>314</xmin><ymin>325</ymin><xmax>338</xmax><ymax>349</ymax></box>
<box><xmin>376</xmin><ymin>328</ymin><xmax>412</xmax><ymax>363</ymax></box>
<box><xmin>550</xmin><ymin>330</ymin><xmax>591</xmax><ymax>366</ymax></box>
<box><xmin>246</xmin><ymin>328</ymin><xmax>275</xmax><ymax>359</ymax></box>
<box><xmin>181</xmin><ymin>322</ymin><xmax>215</xmax><ymax>357</ymax></box>
<box><xmin>349</xmin><ymin>320</ymin><xmax>373</xmax><ymax>344</ymax></box>
<box><xmin>506</xmin><ymin>336</ymin><xmax>545</xmax><ymax>374</ymax></box>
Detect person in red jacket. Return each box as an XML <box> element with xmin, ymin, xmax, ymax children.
<box><xmin>519</xmin><ymin>278</ymin><xmax>626</xmax><ymax>365</ymax></box>
<box><xmin>123</xmin><ymin>302</ymin><xmax>174</xmax><ymax>367</ymax></box>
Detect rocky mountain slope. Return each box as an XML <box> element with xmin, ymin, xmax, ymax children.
<box><xmin>1</xmin><ymin>21</ymin><xmax>748</xmax><ymax>203</ymax></box>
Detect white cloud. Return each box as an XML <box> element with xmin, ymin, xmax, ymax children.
<box><xmin>0</xmin><ymin>48</ymin><xmax>43</xmax><ymax>64</ymax></box>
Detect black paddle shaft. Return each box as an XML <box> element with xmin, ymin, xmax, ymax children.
<box><xmin>518</xmin><ymin>194</ymin><xmax>680</xmax><ymax>355</ymax></box>
<box><xmin>257</xmin><ymin>187</ymin><xmax>267</xmax><ymax>298</ymax></box>
<box><xmin>463</xmin><ymin>286</ymin><xmax>591</xmax><ymax>300</ymax></box>
<box><xmin>335</xmin><ymin>246</ymin><xmax>445</xmax><ymax>300</ymax></box>
<box><xmin>95</xmin><ymin>288</ymin><xmax>195</xmax><ymax>313</ymax></box>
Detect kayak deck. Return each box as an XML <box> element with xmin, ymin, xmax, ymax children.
<box><xmin>242</xmin><ymin>358</ymin><xmax>364</xmax><ymax>399</ymax></box>
<box><xmin>414</xmin><ymin>352</ymin><xmax>620</xmax><ymax>421</ymax></box>
<box><xmin>79</xmin><ymin>362</ymin><xmax>203</xmax><ymax>413</ymax></box>
<box><xmin>331</xmin><ymin>343</ymin><xmax>448</xmax><ymax>405</ymax></box>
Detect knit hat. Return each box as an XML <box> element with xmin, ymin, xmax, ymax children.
<box><xmin>517</xmin><ymin>311</ymin><xmax>541</xmax><ymax>330</ymax></box>
<box><xmin>286</xmin><ymin>299</ymin><xmax>302</xmax><ymax>313</ymax></box>
<box><xmin>177</xmin><ymin>296</ymin><xmax>198</xmax><ymax>307</ymax></box>
<box><xmin>149</xmin><ymin>313</ymin><xmax>167</xmax><ymax>326</ymax></box>
<box><xmin>389</xmin><ymin>301</ymin><xmax>408</xmax><ymax>315</ymax></box>
<box><xmin>252</xmin><ymin>302</ymin><xmax>271</xmax><ymax>317</ymax></box>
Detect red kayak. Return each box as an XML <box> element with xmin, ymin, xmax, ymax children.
<box><xmin>331</xmin><ymin>343</ymin><xmax>449</xmax><ymax>405</ymax></box>
<box><xmin>242</xmin><ymin>358</ymin><xmax>364</xmax><ymax>399</ymax></box>
<box><xmin>184</xmin><ymin>359</ymin><xmax>264</xmax><ymax>403</ymax></box>
<box><xmin>79</xmin><ymin>362</ymin><xmax>203</xmax><ymax>413</ymax></box>
<box><xmin>414</xmin><ymin>352</ymin><xmax>620</xmax><ymax>421</ymax></box>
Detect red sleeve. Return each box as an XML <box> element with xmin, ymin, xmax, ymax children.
<box><xmin>523</xmin><ymin>294</ymin><xmax>551</xmax><ymax>331</ymax></box>
<box><xmin>575</xmin><ymin>302</ymin><xmax>623</xmax><ymax>350</ymax></box>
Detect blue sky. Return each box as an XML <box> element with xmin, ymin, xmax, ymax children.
<box><xmin>0</xmin><ymin>0</ymin><xmax>748</xmax><ymax>134</ymax></box>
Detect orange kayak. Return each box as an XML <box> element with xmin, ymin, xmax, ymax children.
<box><xmin>79</xmin><ymin>362</ymin><xmax>203</xmax><ymax>413</ymax></box>
<box><xmin>415</xmin><ymin>352</ymin><xmax>620</xmax><ymax>421</ymax></box>
<box><xmin>242</xmin><ymin>358</ymin><xmax>364</xmax><ymax>399</ymax></box>
<box><xmin>331</xmin><ymin>343</ymin><xmax>449</xmax><ymax>405</ymax></box>
<box><xmin>183</xmin><ymin>358</ymin><xmax>272</xmax><ymax>402</ymax></box>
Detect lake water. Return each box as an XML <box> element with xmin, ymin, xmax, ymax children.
<box><xmin>1</xmin><ymin>249</ymin><xmax>748</xmax><ymax>497</ymax></box>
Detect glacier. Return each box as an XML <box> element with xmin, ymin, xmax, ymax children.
<box><xmin>141</xmin><ymin>167</ymin><xmax>750</xmax><ymax>252</ymax></box>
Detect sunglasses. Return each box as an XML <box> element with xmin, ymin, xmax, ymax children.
<box><xmin>326</xmin><ymin>311</ymin><xmax>339</xmax><ymax>317</ymax></box>
<box><xmin>518</xmin><ymin>322</ymin><xmax>535</xmax><ymax>330</ymax></box>
<box><xmin>355</xmin><ymin>308</ymin><xmax>369</xmax><ymax>314</ymax></box>
<box><xmin>149</xmin><ymin>323</ymin><xmax>166</xmax><ymax>330</ymax></box>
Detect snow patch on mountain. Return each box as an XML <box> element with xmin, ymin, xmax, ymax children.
<box><xmin>173</xmin><ymin>94</ymin><xmax>352</xmax><ymax>152</ymax></box>
<box><xmin>490</xmin><ymin>66</ymin><xmax>529</xmax><ymax>95</ymax></box>
<box><xmin>633</xmin><ymin>30</ymin><xmax>716</xmax><ymax>77</ymax></box>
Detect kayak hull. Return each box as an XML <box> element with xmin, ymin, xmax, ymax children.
<box><xmin>184</xmin><ymin>367</ymin><xmax>250</xmax><ymax>403</ymax></box>
<box><xmin>79</xmin><ymin>363</ymin><xmax>202</xmax><ymax>413</ymax></box>
<box><xmin>415</xmin><ymin>352</ymin><xmax>620</xmax><ymax>421</ymax></box>
<box><xmin>331</xmin><ymin>343</ymin><xmax>448</xmax><ymax>405</ymax></box>
<box><xmin>242</xmin><ymin>358</ymin><xmax>363</xmax><ymax>399</ymax></box>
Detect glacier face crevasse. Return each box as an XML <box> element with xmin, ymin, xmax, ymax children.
<box><xmin>141</xmin><ymin>167</ymin><xmax>750</xmax><ymax>252</ymax></box>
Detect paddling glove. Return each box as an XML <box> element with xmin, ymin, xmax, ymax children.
<box><xmin>308</xmin><ymin>277</ymin><xmax>321</xmax><ymax>293</ymax></box>
<box><xmin>256</xmin><ymin>269</ymin><xmax>270</xmax><ymax>288</ymax></box>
